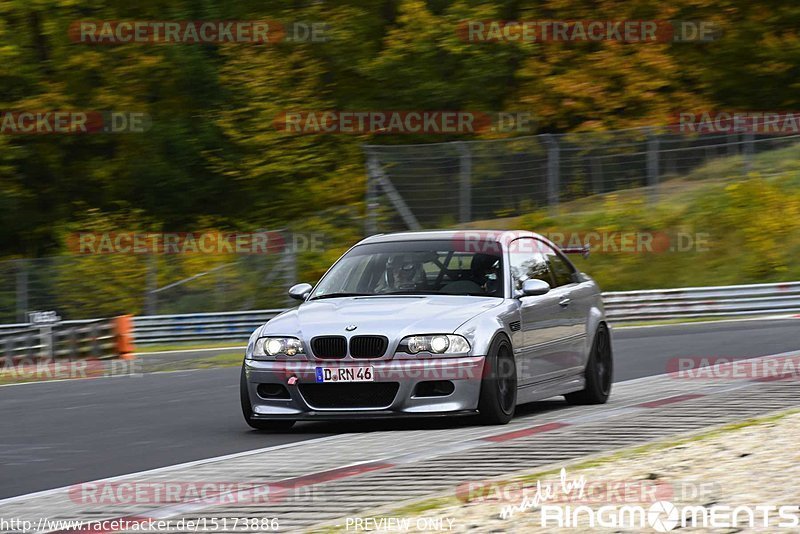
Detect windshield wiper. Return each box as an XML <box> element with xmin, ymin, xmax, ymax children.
<box><xmin>309</xmin><ymin>292</ymin><xmax>371</xmax><ymax>300</ymax></box>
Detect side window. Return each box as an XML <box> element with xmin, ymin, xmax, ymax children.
<box><xmin>508</xmin><ymin>239</ymin><xmax>551</xmax><ymax>291</ymax></box>
<box><xmin>541</xmin><ymin>243</ymin><xmax>576</xmax><ymax>287</ymax></box>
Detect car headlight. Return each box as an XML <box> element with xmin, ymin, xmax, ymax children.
<box><xmin>398</xmin><ymin>334</ymin><xmax>470</xmax><ymax>355</ymax></box>
<box><xmin>252</xmin><ymin>337</ymin><xmax>304</xmax><ymax>359</ymax></box>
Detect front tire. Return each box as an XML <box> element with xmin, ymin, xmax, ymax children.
<box><xmin>240</xmin><ymin>365</ymin><xmax>295</xmax><ymax>431</ymax></box>
<box><xmin>477</xmin><ymin>336</ymin><xmax>517</xmax><ymax>425</ymax></box>
<box><xmin>565</xmin><ymin>323</ymin><xmax>612</xmax><ymax>405</ymax></box>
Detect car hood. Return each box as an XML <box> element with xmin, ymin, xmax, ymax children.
<box><xmin>261</xmin><ymin>295</ymin><xmax>503</xmax><ymax>339</ymax></box>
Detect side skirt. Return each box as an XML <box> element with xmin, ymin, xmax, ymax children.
<box><xmin>515</xmin><ymin>374</ymin><xmax>585</xmax><ymax>405</ymax></box>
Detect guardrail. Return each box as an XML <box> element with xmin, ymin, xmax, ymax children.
<box><xmin>602</xmin><ymin>281</ymin><xmax>800</xmax><ymax>321</ymax></box>
<box><xmin>1</xmin><ymin>317</ymin><xmax>133</xmax><ymax>366</ymax></box>
<box><xmin>128</xmin><ymin>281</ymin><xmax>800</xmax><ymax>344</ymax></box>
<box><xmin>132</xmin><ymin>310</ymin><xmax>286</xmax><ymax>345</ymax></box>
<box><xmin>5</xmin><ymin>281</ymin><xmax>799</xmax><ymax>351</ymax></box>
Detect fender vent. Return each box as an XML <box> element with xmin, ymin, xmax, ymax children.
<box><xmin>509</xmin><ymin>321</ymin><xmax>521</xmax><ymax>332</ymax></box>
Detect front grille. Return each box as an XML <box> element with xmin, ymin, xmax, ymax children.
<box><xmin>311</xmin><ymin>336</ymin><xmax>347</xmax><ymax>359</ymax></box>
<box><xmin>298</xmin><ymin>383</ymin><xmax>399</xmax><ymax>409</ymax></box>
<box><xmin>349</xmin><ymin>336</ymin><xmax>389</xmax><ymax>358</ymax></box>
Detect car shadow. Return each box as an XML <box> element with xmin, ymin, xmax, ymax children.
<box><xmin>263</xmin><ymin>398</ymin><xmax>575</xmax><ymax>434</ymax></box>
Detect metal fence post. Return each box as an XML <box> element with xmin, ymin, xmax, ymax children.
<box><xmin>16</xmin><ymin>260</ymin><xmax>28</xmax><ymax>323</ymax></box>
<box><xmin>367</xmin><ymin>156</ymin><xmax>422</xmax><ymax>231</ymax></box>
<box><xmin>145</xmin><ymin>255</ymin><xmax>157</xmax><ymax>315</ymax></box>
<box><xmin>216</xmin><ymin>268</ymin><xmax>226</xmax><ymax>310</ymax></box>
<box><xmin>727</xmin><ymin>133</ymin><xmax>738</xmax><ymax>156</ymax></box>
<box><xmin>743</xmin><ymin>132</ymin><xmax>754</xmax><ymax>173</ymax></box>
<box><xmin>4</xmin><ymin>335</ymin><xmax>13</xmax><ymax>368</ymax></box>
<box><xmin>590</xmin><ymin>154</ymin><xmax>602</xmax><ymax>195</ymax></box>
<box><xmin>543</xmin><ymin>134</ymin><xmax>559</xmax><ymax>213</ymax></box>
<box><xmin>40</xmin><ymin>324</ymin><xmax>54</xmax><ymax>361</ymax></box>
<box><xmin>285</xmin><ymin>246</ymin><xmax>297</xmax><ymax>305</ymax></box>
<box><xmin>457</xmin><ymin>142</ymin><xmax>472</xmax><ymax>224</ymax></box>
<box><xmin>365</xmin><ymin>155</ymin><xmax>380</xmax><ymax>236</ymax></box>
<box><xmin>26</xmin><ymin>329</ymin><xmax>36</xmax><ymax>362</ymax></box>
<box><xmin>89</xmin><ymin>322</ymin><xmax>99</xmax><ymax>358</ymax></box>
<box><xmin>68</xmin><ymin>326</ymin><xmax>78</xmax><ymax>361</ymax></box>
<box><xmin>647</xmin><ymin>130</ymin><xmax>660</xmax><ymax>202</ymax></box>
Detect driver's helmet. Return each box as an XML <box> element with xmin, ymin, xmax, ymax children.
<box><xmin>471</xmin><ymin>253</ymin><xmax>500</xmax><ymax>284</ymax></box>
<box><xmin>471</xmin><ymin>253</ymin><xmax>501</xmax><ymax>294</ymax></box>
<box><xmin>386</xmin><ymin>254</ymin><xmax>419</xmax><ymax>290</ymax></box>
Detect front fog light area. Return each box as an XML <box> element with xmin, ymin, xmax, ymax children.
<box><xmin>398</xmin><ymin>334</ymin><xmax>470</xmax><ymax>355</ymax></box>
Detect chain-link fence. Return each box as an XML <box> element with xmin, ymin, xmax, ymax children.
<box><xmin>0</xmin><ymin>251</ymin><xmax>298</xmax><ymax>323</ymax></box>
<box><xmin>363</xmin><ymin>128</ymin><xmax>800</xmax><ymax>233</ymax></box>
<box><xmin>0</xmin><ymin>209</ymin><xmax>363</xmax><ymax>323</ymax></box>
<box><xmin>4</xmin><ymin>128</ymin><xmax>800</xmax><ymax>323</ymax></box>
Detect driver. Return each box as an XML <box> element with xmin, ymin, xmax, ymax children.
<box><xmin>471</xmin><ymin>253</ymin><xmax>501</xmax><ymax>295</ymax></box>
<box><xmin>384</xmin><ymin>254</ymin><xmax>420</xmax><ymax>291</ymax></box>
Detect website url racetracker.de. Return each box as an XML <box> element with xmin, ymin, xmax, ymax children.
<box><xmin>1</xmin><ymin>516</ymin><xmax>280</xmax><ymax>532</ymax></box>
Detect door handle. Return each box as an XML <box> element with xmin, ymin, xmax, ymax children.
<box><xmin>558</xmin><ymin>297</ymin><xmax>571</xmax><ymax>307</ymax></box>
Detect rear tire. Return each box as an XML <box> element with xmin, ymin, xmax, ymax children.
<box><xmin>477</xmin><ymin>336</ymin><xmax>517</xmax><ymax>425</ymax></box>
<box><xmin>565</xmin><ymin>323</ymin><xmax>612</xmax><ymax>405</ymax></box>
<box><xmin>240</xmin><ymin>365</ymin><xmax>295</xmax><ymax>431</ymax></box>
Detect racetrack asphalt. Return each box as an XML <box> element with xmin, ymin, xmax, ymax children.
<box><xmin>1</xmin><ymin>317</ymin><xmax>798</xmax><ymax>499</ymax></box>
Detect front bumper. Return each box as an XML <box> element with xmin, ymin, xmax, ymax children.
<box><xmin>243</xmin><ymin>356</ymin><xmax>485</xmax><ymax>420</ymax></box>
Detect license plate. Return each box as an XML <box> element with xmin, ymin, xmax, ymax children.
<box><xmin>315</xmin><ymin>366</ymin><xmax>374</xmax><ymax>383</ymax></box>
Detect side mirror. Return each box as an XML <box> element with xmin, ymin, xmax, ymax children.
<box><xmin>288</xmin><ymin>283</ymin><xmax>313</xmax><ymax>301</ymax></box>
<box><xmin>520</xmin><ymin>279</ymin><xmax>550</xmax><ymax>297</ymax></box>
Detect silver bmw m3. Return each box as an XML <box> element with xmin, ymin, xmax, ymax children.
<box><xmin>241</xmin><ymin>230</ymin><xmax>612</xmax><ymax>431</ymax></box>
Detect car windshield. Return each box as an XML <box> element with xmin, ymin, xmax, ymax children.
<box><xmin>310</xmin><ymin>240</ymin><xmax>504</xmax><ymax>299</ymax></box>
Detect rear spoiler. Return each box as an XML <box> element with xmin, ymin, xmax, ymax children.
<box><xmin>560</xmin><ymin>245</ymin><xmax>590</xmax><ymax>259</ymax></box>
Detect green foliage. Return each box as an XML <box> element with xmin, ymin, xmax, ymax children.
<box><xmin>2</xmin><ymin>1</ymin><xmax>800</xmax><ymax>316</ymax></box>
<box><xmin>517</xmin><ymin>173</ymin><xmax>800</xmax><ymax>290</ymax></box>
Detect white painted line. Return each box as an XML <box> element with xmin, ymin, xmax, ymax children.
<box><xmin>0</xmin><ymin>434</ymin><xmax>344</xmax><ymax>506</ymax></box>
<box><xmin>0</xmin><ymin>372</ymin><xmax>141</xmax><ymax>389</ymax></box>
<box><xmin>0</xmin><ymin>365</ymin><xmax>236</xmax><ymax>388</ymax></box>
<box><xmin>135</xmin><ymin>346</ymin><xmax>245</xmax><ymax>356</ymax></box>
<box><xmin>614</xmin><ymin>314</ymin><xmax>797</xmax><ymax>330</ymax></box>
<box><xmin>616</xmin><ymin>348</ymin><xmax>800</xmax><ymax>386</ymax></box>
